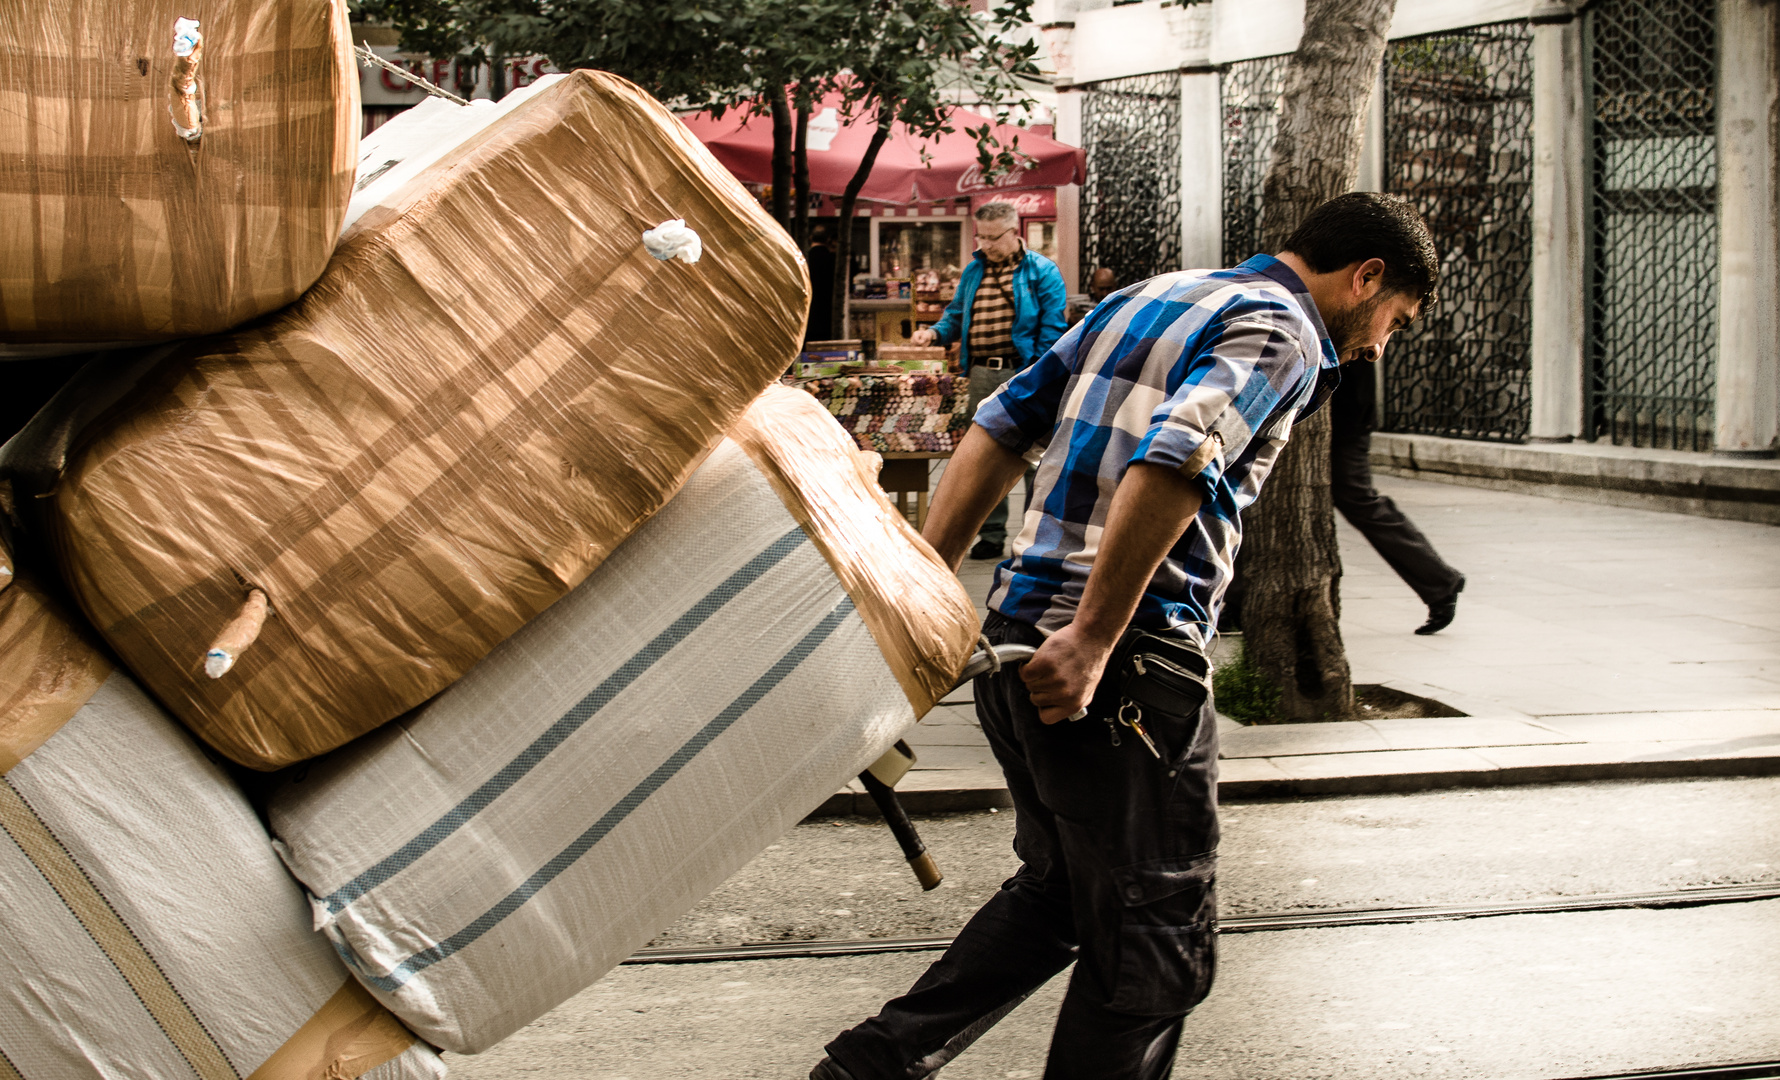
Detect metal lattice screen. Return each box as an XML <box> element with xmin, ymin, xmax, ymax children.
<box><xmin>1081</xmin><ymin>72</ymin><xmax>1182</xmax><ymax>290</ymax></box>
<box><xmin>1587</xmin><ymin>0</ymin><xmax>1717</xmax><ymax>450</ymax></box>
<box><xmin>1381</xmin><ymin>23</ymin><xmax>1534</xmax><ymax>442</ymax></box>
<box><xmin>1219</xmin><ymin>55</ymin><xmax>1289</xmax><ymax>269</ymax></box>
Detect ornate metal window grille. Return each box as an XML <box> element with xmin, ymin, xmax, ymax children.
<box><xmin>1380</xmin><ymin>23</ymin><xmax>1534</xmax><ymax>442</ymax></box>
<box><xmin>1219</xmin><ymin>55</ymin><xmax>1289</xmax><ymax>269</ymax></box>
<box><xmin>1586</xmin><ymin>0</ymin><xmax>1717</xmax><ymax>450</ymax></box>
<box><xmin>1081</xmin><ymin>73</ymin><xmax>1182</xmax><ymax>291</ymax></box>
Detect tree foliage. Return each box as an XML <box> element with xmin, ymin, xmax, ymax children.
<box><xmin>354</xmin><ymin>0</ymin><xmax>1043</xmax><ymax>336</ymax></box>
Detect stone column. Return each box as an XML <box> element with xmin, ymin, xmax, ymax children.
<box><xmin>1357</xmin><ymin>65</ymin><xmax>1388</xmax><ymax>421</ymax></box>
<box><xmin>1356</xmin><ymin>66</ymin><xmax>1386</xmax><ymax>194</ymax></box>
<box><xmin>1527</xmin><ymin>5</ymin><xmax>1588</xmax><ymax>442</ymax></box>
<box><xmin>1054</xmin><ymin>87</ymin><xmax>1083</xmax><ymax>291</ymax></box>
<box><xmin>1714</xmin><ymin>0</ymin><xmax>1780</xmax><ymax>458</ymax></box>
<box><xmin>1180</xmin><ymin>67</ymin><xmax>1223</xmax><ymax>269</ymax></box>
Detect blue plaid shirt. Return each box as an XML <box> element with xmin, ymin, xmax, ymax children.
<box><xmin>975</xmin><ymin>255</ymin><xmax>1340</xmax><ymax>646</ymax></box>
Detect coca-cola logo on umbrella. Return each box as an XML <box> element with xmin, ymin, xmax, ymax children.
<box><xmin>955</xmin><ymin>161</ymin><xmax>1031</xmax><ymax>193</ymax></box>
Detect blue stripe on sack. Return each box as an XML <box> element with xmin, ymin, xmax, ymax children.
<box><xmin>318</xmin><ymin>528</ymin><xmax>811</xmax><ymax>915</ymax></box>
<box><xmin>357</xmin><ymin>597</ymin><xmax>857</xmax><ymax>992</ymax></box>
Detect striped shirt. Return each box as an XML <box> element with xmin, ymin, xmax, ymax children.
<box><xmin>966</xmin><ymin>248</ymin><xmax>1022</xmax><ymax>359</ymax></box>
<box><xmin>975</xmin><ymin>255</ymin><xmax>1340</xmax><ymax>645</ymax></box>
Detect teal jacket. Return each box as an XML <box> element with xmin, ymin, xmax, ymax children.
<box><xmin>928</xmin><ymin>247</ymin><xmax>1069</xmax><ymax>372</ymax></box>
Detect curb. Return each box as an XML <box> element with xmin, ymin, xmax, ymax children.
<box><xmin>809</xmin><ymin>754</ymin><xmax>1780</xmax><ymax>818</ymax></box>
<box><xmin>1217</xmin><ymin>753</ymin><xmax>1780</xmax><ymax>799</ymax></box>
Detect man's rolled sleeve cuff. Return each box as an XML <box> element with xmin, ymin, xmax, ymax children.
<box><xmin>1134</xmin><ymin>422</ymin><xmax>1223</xmax><ymax>492</ymax></box>
<box><xmin>973</xmin><ymin>390</ymin><xmax>1040</xmax><ymax>457</ymax></box>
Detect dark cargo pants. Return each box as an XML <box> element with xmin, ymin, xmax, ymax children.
<box><xmin>825</xmin><ymin>613</ymin><xmax>1219</xmax><ymax>1079</ymax></box>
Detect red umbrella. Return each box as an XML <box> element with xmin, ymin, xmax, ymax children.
<box><xmin>678</xmin><ymin>95</ymin><xmax>1084</xmax><ymax>204</ymax></box>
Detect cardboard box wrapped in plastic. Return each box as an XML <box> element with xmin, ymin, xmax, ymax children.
<box><xmin>0</xmin><ymin>565</ymin><xmax>447</xmax><ymax>1080</ymax></box>
<box><xmin>267</xmin><ymin>387</ymin><xmax>978</xmax><ymax>1053</ymax></box>
<box><xmin>37</xmin><ymin>69</ymin><xmax>809</xmax><ymax>769</ymax></box>
<box><xmin>0</xmin><ymin>0</ymin><xmax>359</xmax><ymax>350</ymax></box>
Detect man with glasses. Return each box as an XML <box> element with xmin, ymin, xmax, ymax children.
<box><xmin>813</xmin><ymin>193</ymin><xmax>1439</xmax><ymax>1080</ymax></box>
<box><xmin>912</xmin><ymin>201</ymin><xmax>1068</xmax><ymax>561</ymax></box>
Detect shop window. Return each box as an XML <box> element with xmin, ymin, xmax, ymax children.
<box><xmin>1024</xmin><ymin>219</ymin><xmax>1058</xmax><ymax>262</ymax></box>
<box><xmin>878</xmin><ymin>221</ymin><xmax>963</xmax><ymax>281</ymax></box>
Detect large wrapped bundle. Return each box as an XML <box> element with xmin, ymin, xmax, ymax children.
<box><xmin>268</xmin><ymin>387</ymin><xmax>978</xmax><ymax>1053</ymax></box>
<box><xmin>0</xmin><ymin>566</ymin><xmax>446</xmax><ymax>1080</ymax></box>
<box><xmin>0</xmin><ymin>1</ymin><xmax>359</xmax><ymax>350</ymax></box>
<box><xmin>34</xmin><ymin>70</ymin><xmax>808</xmax><ymax>769</ymax></box>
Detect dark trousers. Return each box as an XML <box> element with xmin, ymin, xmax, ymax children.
<box><xmin>825</xmin><ymin>614</ymin><xmax>1219</xmax><ymax>1080</ymax></box>
<box><xmin>1331</xmin><ymin>429</ymin><xmax>1462</xmax><ymax>605</ymax></box>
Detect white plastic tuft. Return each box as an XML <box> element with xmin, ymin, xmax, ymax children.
<box><xmin>642</xmin><ymin>219</ymin><xmax>702</xmax><ymax>264</ymax></box>
<box><xmin>172</xmin><ymin>17</ymin><xmax>201</xmax><ymax>55</ymax></box>
<box><xmin>205</xmin><ymin>649</ymin><xmax>234</xmax><ymax>679</ymax></box>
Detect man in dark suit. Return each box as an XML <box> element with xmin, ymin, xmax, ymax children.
<box><xmin>1330</xmin><ymin>362</ymin><xmax>1464</xmax><ymax>634</ymax></box>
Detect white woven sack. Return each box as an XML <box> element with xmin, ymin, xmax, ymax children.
<box><xmin>0</xmin><ymin>672</ymin><xmax>446</xmax><ymax>1080</ymax></box>
<box><xmin>269</xmin><ymin>439</ymin><xmax>918</xmax><ymax>1053</ymax></box>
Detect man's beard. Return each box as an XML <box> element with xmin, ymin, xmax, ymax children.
<box><xmin>1324</xmin><ymin>292</ymin><xmax>1385</xmax><ymax>361</ymax></box>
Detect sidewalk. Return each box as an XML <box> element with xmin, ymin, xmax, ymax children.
<box><xmin>819</xmin><ymin>473</ymin><xmax>1780</xmax><ymax>812</ymax></box>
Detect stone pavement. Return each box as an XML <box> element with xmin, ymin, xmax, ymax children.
<box><xmin>820</xmin><ymin>472</ymin><xmax>1780</xmax><ymax>812</ymax></box>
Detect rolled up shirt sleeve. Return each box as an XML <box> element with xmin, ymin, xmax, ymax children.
<box><xmin>972</xmin><ymin>322</ymin><xmax>1085</xmax><ymax>458</ymax></box>
<box><xmin>1132</xmin><ymin>318</ymin><xmax>1313</xmax><ymax>493</ymax></box>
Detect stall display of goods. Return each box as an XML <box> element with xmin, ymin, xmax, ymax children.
<box><xmin>875</xmin><ymin>344</ymin><xmax>948</xmax><ymax>373</ymax></box>
<box><xmin>0</xmin><ymin>570</ymin><xmax>444</xmax><ymax>1080</ymax></box>
<box><xmin>797</xmin><ymin>338</ymin><xmax>865</xmax><ymax>377</ymax></box>
<box><xmin>0</xmin><ymin>0</ymin><xmax>360</xmax><ymax>351</ymax></box>
<box><xmin>913</xmin><ymin>268</ymin><xmax>951</xmax><ymax>317</ymax></box>
<box><xmin>268</xmin><ymin>388</ymin><xmax>976</xmax><ymax>1053</ymax></box>
<box><xmin>23</xmin><ymin>70</ymin><xmax>807</xmax><ymax>771</ymax></box>
<box><xmin>799</xmin><ymin>372</ymin><xmax>972</xmax><ymax>453</ymax></box>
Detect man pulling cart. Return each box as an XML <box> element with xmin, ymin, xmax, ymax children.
<box><xmin>814</xmin><ymin>192</ymin><xmax>1441</xmax><ymax>1080</ymax></box>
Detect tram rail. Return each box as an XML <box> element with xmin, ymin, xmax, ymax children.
<box><xmin>625</xmin><ymin>881</ymin><xmax>1780</xmax><ymax>965</ymax></box>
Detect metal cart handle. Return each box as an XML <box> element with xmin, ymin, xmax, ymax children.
<box><xmin>952</xmin><ymin>645</ymin><xmax>1087</xmax><ymax>721</ymax></box>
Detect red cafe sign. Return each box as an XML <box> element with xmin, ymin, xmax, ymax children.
<box><xmin>359</xmin><ymin>47</ymin><xmax>555</xmax><ymax>106</ymax></box>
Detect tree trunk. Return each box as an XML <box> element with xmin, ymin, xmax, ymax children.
<box><xmin>770</xmin><ymin>89</ymin><xmax>793</xmax><ymax>228</ymax></box>
<box><xmin>793</xmin><ymin>107</ymin><xmax>811</xmax><ymax>251</ymax></box>
<box><xmin>489</xmin><ymin>53</ymin><xmax>507</xmax><ymax>101</ymax></box>
<box><xmin>831</xmin><ymin>111</ymin><xmax>895</xmax><ymax>340</ymax></box>
<box><xmin>1239</xmin><ymin>0</ymin><xmax>1396</xmax><ymax>722</ymax></box>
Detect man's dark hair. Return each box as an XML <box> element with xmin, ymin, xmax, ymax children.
<box><xmin>1281</xmin><ymin>192</ymin><xmax>1439</xmax><ymax>306</ymax></box>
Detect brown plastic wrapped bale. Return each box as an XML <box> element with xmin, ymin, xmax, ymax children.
<box><xmin>43</xmin><ymin>69</ymin><xmax>810</xmax><ymax>770</ymax></box>
<box><xmin>0</xmin><ymin>1</ymin><xmax>359</xmax><ymax>348</ymax></box>
<box><xmin>0</xmin><ymin>568</ymin><xmax>446</xmax><ymax>1080</ymax></box>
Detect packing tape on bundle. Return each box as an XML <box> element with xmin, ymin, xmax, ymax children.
<box><xmin>0</xmin><ymin>579</ymin><xmax>112</xmax><ymax>775</ymax></box>
<box><xmin>247</xmin><ymin>979</ymin><xmax>417</xmax><ymax>1080</ymax></box>
<box><xmin>729</xmin><ymin>386</ymin><xmax>978</xmax><ymax>717</ymax></box>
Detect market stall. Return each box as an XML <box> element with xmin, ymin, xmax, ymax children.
<box><xmin>787</xmin><ymin>345</ymin><xmax>968</xmax><ymax>527</ymax></box>
<box><xmin>679</xmin><ymin>96</ymin><xmax>1083</xmax><ymax>355</ymax></box>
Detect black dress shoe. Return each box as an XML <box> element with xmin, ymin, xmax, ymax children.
<box><xmin>1415</xmin><ymin>575</ymin><xmax>1465</xmax><ymax>636</ymax></box>
<box><xmin>969</xmin><ymin>539</ymin><xmax>1003</xmax><ymax>560</ymax></box>
<box><xmin>810</xmin><ymin>1057</ymin><xmax>858</xmax><ymax>1080</ymax></box>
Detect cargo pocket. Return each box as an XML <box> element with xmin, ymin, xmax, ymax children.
<box><xmin>1107</xmin><ymin>852</ymin><xmax>1218</xmax><ymax>1016</ymax></box>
